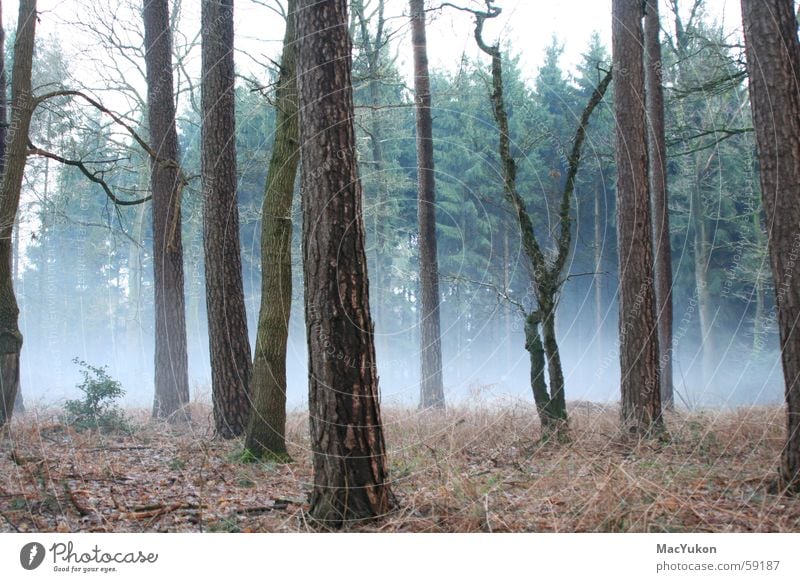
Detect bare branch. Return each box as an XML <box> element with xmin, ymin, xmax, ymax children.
<box><xmin>27</xmin><ymin>142</ymin><xmax>152</xmax><ymax>206</ymax></box>
<box><xmin>33</xmin><ymin>89</ymin><xmax>188</xmax><ymax>186</ymax></box>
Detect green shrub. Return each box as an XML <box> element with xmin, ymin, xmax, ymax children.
<box><xmin>63</xmin><ymin>358</ymin><xmax>130</xmax><ymax>432</ymax></box>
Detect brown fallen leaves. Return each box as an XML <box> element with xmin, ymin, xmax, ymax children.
<box><xmin>1</xmin><ymin>401</ymin><xmax>799</xmax><ymax>532</ymax></box>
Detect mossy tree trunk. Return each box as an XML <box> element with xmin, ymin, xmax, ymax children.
<box><xmin>468</xmin><ymin>3</ymin><xmax>610</xmax><ymax>440</ymax></box>
<box><xmin>0</xmin><ymin>0</ymin><xmax>36</xmax><ymax>429</ymax></box>
<box><xmin>245</xmin><ymin>0</ymin><xmax>299</xmax><ymax>460</ymax></box>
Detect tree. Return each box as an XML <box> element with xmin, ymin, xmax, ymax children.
<box><xmin>0</xmin><ymin>2</ymin><xmax>6</xmax><ymax>176</ymax></box>
<box><xmin>410</xmin><ymin>0</ymin><xmax>445</xmax><ymax>410</ymax></box>
<box><xmin>612</xmin><ymin>0</ymin><xmax>663</xmax><ymax>435</ymax></box>
<box><xmin>201</xmin><ymin>0</ymin><xmax>252</xmax><ymax>438</ymax></box>
<box><xmin>665</xmin><ymin>0</ymin><xmax>717</xmax><ymax>388</ymax></box>
<box><xmin>296</xmin><ymin>0</ymin><xmax>392</xmax><ymax>526</ymax></box>
<box><xmin>0</xmin><ymin>0</ymin><xmax>36</xmax><ymax>428</ymax></box>
<box><xmin>741</xmin><ymin>0</ymin><xmax>800</xmax><ymax>493</ymax></box>
<box><xmin>143</xmin><ymin>0</ymin><xmax>190</xmax><ymax>421</ymax></box>
<box><xmin>464</xmin><ymin>4</ymin><xmax>610</xmax><ymax>439</ymax></box>
<box><xmin>352</xmin><ymin>0</ymin><xmax>388</xmax><ymax>341</ymax></box>
<box><xmin>245</xmin><ymin>0</ymin><xmax>299</xmax><ymax>460</ymax></box>
<box><xmin>645</xmin><ymin>0</ymin><xmax>674</xmax><ymax>408</ymax></box>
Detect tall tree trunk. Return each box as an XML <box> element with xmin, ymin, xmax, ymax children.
<box><xmin>612</xmin><ymin>0</ymin><xmax>663</xmax><ymax>436</ymax></box>
<box><xmin>410</xmin><ymin>0</ymin><xmax>444</xmax><ymax>410</ymax></box>
<box><xmin>125</xmin><ymin>188</ymin><xmax>148</xmax><ymax>380</ymax></box>
<box><xmin>645</xmin><ymin>0</ymin><xmax>674</xmax><ymax>409</ymax></box>
<box><xmin>0</xmin><ymin>2</ymin><xmax>21</xmax><ymax>416</ymax></box>
<box><xmin>594</xmin><ymin>180</ymin><xmax>604</xmax><ymax>362</ymax></box>
<box><xmin>245</xmin><ymin>0</ymin><xmax>299</xmax><ymax>460</ymax></box>
<box><xmin>0</xmin><ymin>2</ymin><xmax>6</xmax><ymax>176</ymax></box>
<box><xmin>692</xmin><ymin>168</ymin><xmax>715</xmax><ymax>382</ymax></box>
<box><xmin>144</xmin><ymin>0</ymin><xmax>190</xmax><ymax>421</ymax></box>
<box><xmin>354</xmin><ymin>0</ymin><xmax>388</xmax><ymax>350</ymax></box>
<box><xmin>741</xmin><ymin>0</ymin><xmax>800</xmax><ymax>493</ymax></box>
<box><xmin>296</xmin><ymin>0</ymin><xmax>393</xmax><ymax>526</ymax></box>
<box><xmin>0</xmin><ymin>0</ymin><xmax>35</xmax><ymax>428</ymax></box>
<box><xmin>503</xmin><ymin>225</ymin><xmax>512</xmax><ymax>367</ymax></box>
<box><xmin>201</xmin><ymin>0</ymin><xmax>252</xmax><ymax>438</ymax></box>
<box><xmin>752</xmin><ymin>207</ymin><xmax>766</xmax><ymax>352</ymax></box>
<box><xmin>669</xmin><ymin>2</ymin><xmax>716</xmax><ymax>387</ymax></box>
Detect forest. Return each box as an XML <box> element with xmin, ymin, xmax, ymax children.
<box><xmin>0</xmin><ymin>0</ymin><xmax>800</xmax><ymax>533</ymax></box>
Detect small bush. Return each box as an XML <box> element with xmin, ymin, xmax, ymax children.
<box><xmin>63</xmin><ymin>359</ymin><xmax>130</xmax><ymax>433</ymax></box>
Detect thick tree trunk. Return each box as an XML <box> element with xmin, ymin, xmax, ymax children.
<box><xmin>296</xmin><ymin>0</ymin><xmax>393</xmax><ymax>526</ymax></box>
<box><xmin>144</xmin><ymin>0</ymin><xmax>190</xmax><ymax>421</ymax></box>
<box><xmin>245</xmin><ymin>0</ymin><xmax>299</xmax><ymax>460</ymax></box>
<box><xmin>741</xmin><ymin>0</ymin><xmax>800</xmax><ymax>493</ymax></box>
<box><xmin>612</xmin><ymin>0</ymin><xmax>663</xmax><ymax>436</ymax></box>
<box><xmin>0</xmin><ymin>0</ymin><xmax>35</xmax><ymax>429</ymax></box>
<box><xmin>201</xmin><ymin>0</ymin><xmax>252</xmax><ymax>438</ymax></box>
<box><xmin>410</xmin><ymin>0</ymin><xmax>445</xmax><ymax>410</ymax></box>
<box><xmin>0</xmin><ymin>1</ymin><xmax>19</xmax><ymax>419</ymax></box>
<box><xmin>645</xmin><ymin>0</ymin><xmax>674</xmax><ymax>409</ymax></box>
<box><xmin>0</xmin><ymin>2</ymin><xmax>6</xmax><ymax>176</ymax></box>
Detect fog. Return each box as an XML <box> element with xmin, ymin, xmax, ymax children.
<box><xmin>16</xmin><ymin>272</ymin><xmax>785</xmax><ymax>413</ymax></box>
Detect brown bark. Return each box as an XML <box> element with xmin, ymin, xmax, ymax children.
<box><xmin>201</xmin><ymin>0</ymin><xmax>252</xmax><ymax>438</ymax></box>
<box><xmin>144</xmin><ymin>0</ymin><xmax>190</xmax><ymax>422</ymax></box>
<box><xmin>410</xmin><ymin>0</ymin><xmax>445</xmax><ymax>410</ymax></box>
<box><xmin>741</xmin><ymin>0</ymin><xmax>800</xmax><ymax>493</ymax></box>
<box><xmin>296</xmin><ymin>0</ymin><xmax>393</xmax><ymax>526</ymax></box>
<box><xmin>245</xmin><ymin>0</ymin><xmax>299</xmax><ymax>460</ymax></box>
<box><xmin>645</xmin><ymin>0</ymin><xmax>674</xmax><ymax>409</ymax></box>
<box><xmin>0</xmin><ymin>2</ymin><xmax>6</xmax><ymax>176</ymax></box>
<box><xmin>0</xmin><ymin>0</ymin><xmax>35</xmax><ymax>428</ymax></box>
<box><xmin>612</xmin><ymin>0</ymin><xmax>663</xmax><ymax>435</ymax></box>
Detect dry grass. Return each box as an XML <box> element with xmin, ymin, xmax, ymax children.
<box><xmin>1</xmin><ymin>401</ymin><xmax>799</xmax><ymax>532</ymax></box>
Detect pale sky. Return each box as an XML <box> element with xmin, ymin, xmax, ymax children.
<box><xmin>5</xmin><ymin>0</ymin><xmax>743</xmax><ymax>96</ymax></box>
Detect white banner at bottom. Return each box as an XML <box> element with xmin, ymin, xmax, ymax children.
<box><xmin>1</xmin><ymin>533</ymin><xmax>798</xmax><ymax>581</ymax></box>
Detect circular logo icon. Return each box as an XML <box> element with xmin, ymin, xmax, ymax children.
<box><xmin>20</xmin><ymin>542</ymin><xmax>46</xmax><ymax>570</ymax></box>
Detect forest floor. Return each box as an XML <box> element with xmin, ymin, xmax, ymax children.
<box><xmin>1</xmin><ymin>402</ymin><xmax>799</xmax><ymax>532</ymax></box>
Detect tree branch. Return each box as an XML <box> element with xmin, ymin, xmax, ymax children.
<box><xmin>28</xmin><ymin>142</ymin><xmax>152</xmax><ymax>206</ymax></box>
<box><xmin>33</xmin><ymin>89</ymin><xmax>187</xmax><ymax>185</ymax></box>
<box><xmin>552</xmin><ymin>67</ymin><xmax>613</xmax><ymax>278</ymax></box>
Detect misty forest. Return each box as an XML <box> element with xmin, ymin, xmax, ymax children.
<box><xmin>1</xmin><ymin>0</ymin><xmax>800</xmax><ymax>532</ymax></box>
